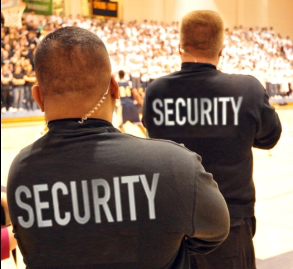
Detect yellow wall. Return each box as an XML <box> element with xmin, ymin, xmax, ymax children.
<box><xmin>120</xmin><ymin>0</ymin><xmax>293</xmax><ymax>39</ymax></box>
<box><xmin>63</xmin><ymin>0</ymin><xmax>293</xmax><ymax>39</ymax></box>
<box><xmin>235</xmin><ymin>0</ymin><xmax>293</xmax><ymax>38</ymax></box>
<box><xmin>122</xmin><ymin>0</ymin><xmax>164</xmax><ymax>22</ymax></box>
<box><xmin>267</xmin><ymin>0</ymin><xmax>293</xmax><ymax>38</ymax></box>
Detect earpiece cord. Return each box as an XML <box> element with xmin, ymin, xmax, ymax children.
<box><xmin>183</xmin><ymin>51</ymin><xmax>197</xmax><ymax>63</ymax></box>
<box><xmin>78</xmin><ymin>79</ymin><xmax>111</xmax><ymax>124</ymax></box>
<box><xmin>180</xmin><ymin>47</ymin><xmax>197</xmax><ymax>63</ymax></box>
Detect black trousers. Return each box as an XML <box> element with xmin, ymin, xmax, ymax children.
<box><xmin>25</xmin><ymin>85</ymin><xmax>35</xmax><ymax>110</ymax></box>
<box><xmin>1</xmin><ymin>88</ymin><xmax>11</xmax><ymax>110</ymax></box>
<box><xmin>190</xmin><ymin>217</ymin><xmax>256</xmax><ymax>269</ymax></box>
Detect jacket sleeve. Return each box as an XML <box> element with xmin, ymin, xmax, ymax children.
<box><xmin>253</xmin><ymin>86</ymin><xmax>282</xmax><ymax>149</ymax></box>
<box><xmin>186</xmin><ymin>160</ymin><xmax>230</xmax><ymax>255</ymax></box>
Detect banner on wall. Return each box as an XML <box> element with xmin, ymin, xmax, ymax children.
<box><xmin>23</xmin><ymin>0</ymin><xmax>53</xmax><ymax>15</ymax></box>
<box><xmin>91</xmin><ymin>0</ymin><xmax>118</xmax><ymax>18</ymax></box>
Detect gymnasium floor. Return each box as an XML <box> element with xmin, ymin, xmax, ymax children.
<box><xmin>1</xmin><ymin>106</ymin><xmax>293</xmax><ymax>268</ymax></box>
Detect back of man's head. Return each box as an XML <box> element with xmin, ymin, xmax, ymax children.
<box><xmin>180</xmin><ymin>10</ymin><xmax>224</xmax><ymax>59</ymax></box>
<box><xmin>34</xmin><ymin>27</ymin><xmax>111</xmax><ymax>99</ymax></box>
<box><xmin>118</xmin><ymin>70</ymin><xmax>125</xmax><ymax>79</ymax></box>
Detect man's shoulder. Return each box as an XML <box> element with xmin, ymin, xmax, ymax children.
<box><xmin>9</xmin><ymin>144</ymin><xmax>33</xmax><ymax>169</ymax></box>
<box><xmin>221</xmin><ymin>71</ymin><xmax>263</xmax><ymax>85</ymax></box>
<box><xmin>121</xmin><ymin>133</ymin><xmax>199</xmax><ymax>160</ymax></box>
<box><xmin>7</xmin><ymin>142</ymin><xmax>37</xmax><ymax>189</ymax></box>
<box><xmin>8</xmin><ymin>135</ymin><xmax>45</xmax><ymax>171</ymax></box>
<box><xmin>215</xmin><ymin>72</ymin><xmax>266</xmax><ymax>97</ymax></box>
<box><xmin>147</xmin><ymin>72</ymin><xmax>180</xmax><ymax>91</ymax></box>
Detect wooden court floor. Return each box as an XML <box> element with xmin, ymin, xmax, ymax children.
<box><xmin>1</xmin><ymin>106</ymin><xmax>293</xmax><ymax>268</ymax></box>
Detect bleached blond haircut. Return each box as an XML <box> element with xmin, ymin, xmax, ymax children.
<box><xmin>180</xmin><ymin>10</ymin><xmax>224</xmax><ymax>58</ymax></box>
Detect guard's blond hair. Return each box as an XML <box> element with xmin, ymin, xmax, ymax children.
<box><xmin>180</xmin><ymin>10</ymin><xmax>224</xmax><ymax>58</ymax></box>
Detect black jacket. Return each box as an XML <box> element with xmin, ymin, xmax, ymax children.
<box><xmin>143</xmin><ymin>63</ymin><xmax>282</xmax><ymax>219</ymax></box>
<box><xmin>7</xmin><ymin>118</ymin><xmax>229</xmax><ymax>269</ymax></box>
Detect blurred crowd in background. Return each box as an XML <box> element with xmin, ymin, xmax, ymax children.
<box><xmin>1</xmin><ymin>11</ymin><xmax>293</xmax><ymax>113</ymax></box>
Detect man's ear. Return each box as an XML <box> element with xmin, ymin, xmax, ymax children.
<box><xmin>32</xmin><ymin>85</ymin><xmax>45</xmax><ymax>112</ymax></box>
<box><xmin>110</xmin><ymin>74</ymin><xmax>119</xmax><ymax>99</ymax></box>
<box><xmin>179</xmin><ymin>44</ymin><xmax>183</xmax><ymax>55</ymax></box>
<box><xmin>219</xmin><ymin>46</ymin><xmax>224</xmax><ymax>57</ymax></box>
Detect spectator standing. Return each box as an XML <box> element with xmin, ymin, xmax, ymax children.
<box><xmin>12</xmin><ymin>64</ymin><xmax>25</xmax><ymax>111</ymax></box>
<box><xmin>25</xmin><ymin>10</ymin><xmax>39</xmax><ymax>26</ymax></box>
<box><xmin>116</xmin><ymin>69</ymin><xmax>146</xmax><ymax>135</ymax></box>
<box><xmin>1</xmin><ymin>63</ymin><xmax>13</xmax><ymax>113</ymax></box>
<box><xmin>129</xmin><ymin>63</ymin><xmax>144</xmax><ymax>107</ymax></box>
<box><xmin>23</xmin><ymin>63</ymin><xmax>36</xmax><ymax>111</ymax></box>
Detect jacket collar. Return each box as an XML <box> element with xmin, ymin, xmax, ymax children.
<box><xmin>181</xmin><ymin>62</ymin><xmax>217</xmax><ymax>71</ymax></box>
<box><xmin>48</xmin><ymin>118</ymin><xmax>118</xmax><ymax>133</ymax></box>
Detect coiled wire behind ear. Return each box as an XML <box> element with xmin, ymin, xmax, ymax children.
<box><xmin>179</xmin><ymin>47</ymin><xmax>197</xmax><ymax>62</ymax></box>
<box><xmin>179</xmin><ymin>47</ymin><xmax>185</xmax><ymax>53</ymax></box>
<box><xmin>78</xmin><ymin>78</ymin><xmax>111</xmax><ymax>124</ymax></box>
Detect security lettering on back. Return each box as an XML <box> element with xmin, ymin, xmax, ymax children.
<box><xmin>152</xmin><ymin>97</ymin><xmax>243</xmax><ymax>126</ymax></box>
<box><xmin>15</xmin><ymin>173</ymin><xmax>159</xmax><ymax>228</ymax></box>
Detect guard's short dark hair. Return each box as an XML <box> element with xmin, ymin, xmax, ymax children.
<box><xmin>34</xmin><ymin>27</ymin><xmax>111</xmax><ymax>97</ymax></box>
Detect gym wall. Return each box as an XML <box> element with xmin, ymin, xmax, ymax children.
<box><xmin>63</xmin><ymin>0</ymin><xmax>293</xmax><ymax>39</ymax></box>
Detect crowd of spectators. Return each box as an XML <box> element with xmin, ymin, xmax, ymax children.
<box><xmin>1</xmin><ymin>12</ymin><xmax>293</xmax><ymax>113</ymax></box>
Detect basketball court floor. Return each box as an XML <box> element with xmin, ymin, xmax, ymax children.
<box><xmin>1</xmin><ymin>105</ymin><xmax>293</xmax><ymax>268</ymax></box>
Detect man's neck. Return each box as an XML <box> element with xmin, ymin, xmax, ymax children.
<box><xmin>181</xmin><ymin>56</ymin><xmax>219</xmax><ymax>66</ymax></box>
<box><xmin>44</xmin><ymin>103</ymin><xmax>113</xmax><ymax>124</ymax></box>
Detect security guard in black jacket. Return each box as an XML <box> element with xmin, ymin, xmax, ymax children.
<box><xmin>7</xmin><ymin>26</ymin><xmax>230</xmax><ymax>269</ymax></box>
<box><xmin>143</xmin><ymin>10</ymin><xmax>282</xmax><ymax>269</ymax></box>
